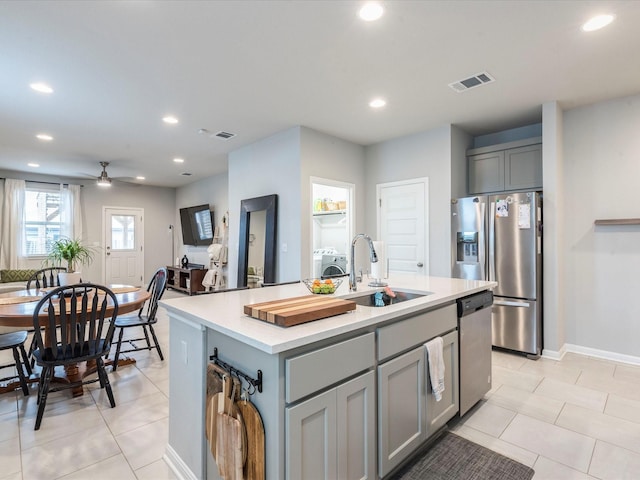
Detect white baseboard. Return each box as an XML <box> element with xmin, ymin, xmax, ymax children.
<box><xmin>542</xmin><ymin>342</ymin><xmax>640</xmax><ymax>366</ymax></box>
<box><xmin>563</xmin><ymin>343</ymin><xmax>640</xmax><ymax>366</ymax></box>
<box><xmin>541</xmin><ymin>344</ymin><xmax>567</xmax><ymax>361</ymax></box>
<box><xmin>164</xmin><ymin>446</ymin><xmax>198</xmax><ymax>480</ymax></box>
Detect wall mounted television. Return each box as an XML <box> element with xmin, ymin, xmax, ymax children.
<box><xmin>179</xmin><ymin>204</ymin><xmax>214</xmax><ymax>246</ymax></box>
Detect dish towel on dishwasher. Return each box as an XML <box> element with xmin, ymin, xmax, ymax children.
<box><xmin>425</xmin><ymin>337</ymin><xmax>445</xmax><ymax>402</ymax></box>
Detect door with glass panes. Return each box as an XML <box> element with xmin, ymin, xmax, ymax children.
<box><xmin>103</xmin><ymin>207</ymin><xmax>144</xmax><ymax>286</ymax></box>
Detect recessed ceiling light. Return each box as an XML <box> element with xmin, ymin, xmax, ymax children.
<box><xmin>369</xmin><ymin>98</ymin><xmax>387</xmax><ymax>108</ymax></box>
<box><xmin>136</xmin><ymin>176</ymin><xmax>145</xmax><ymax>180</ymax></box>
<box><xmin>36</xmin><ymin>133</ymin><xmax>53</xmax><ymax>141</ymax></box>
<box><xmin>28</xmin><ymin>162</ymin><xmax>40</xmax><ymax>168</ymax></box>
<box><xmin>173</xmin><ymin>157</ymin><xmax>184</xmax><ymax>163</ymax></box>
<box><xmin>30</xmin><ymin>82</ymin><xmax>53</xmax><ymax>94</ymax></box>
<box><xmin>359</xmin><ymin>2</ymin><xmax>384</xmax><ymax>22</ymax></box>
<box><xmin>582</xmin><ymin>14</ymin><xmax>615</xmax><ymax>32</ymax></box>
<box><xmin>163</xmin><ymin>115</ymin><xmax>179</xmax><ymax>124</ymax></box>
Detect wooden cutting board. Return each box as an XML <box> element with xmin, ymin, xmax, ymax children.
<box><xmin>244</xmin><ymin>295</ymin><xmax>356</xmax><ymax>327</ymax></box>
<box><xmin>215</xmin><ymin>378</ymin><xmax>246</xmax><ymax>480</ymax></box>
<box><xmin>236</xmin><ymin>398</ymin><xmax>265</xmax><ymax>480</ymax></box>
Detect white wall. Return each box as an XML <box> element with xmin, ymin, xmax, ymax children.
<box><xmin>562</xmin><ymin>93</ymin><xmax>640</xmax><ymax>358</ymax></box>
<box><xmin>364</xmin><ymin>125</ymin><xmax>453</xmax><ymax>277</ymax></box>
<box><xmin>175</xmin><ymin>173</ymin><xmax>228</xmax><ymax>268</ymax></box>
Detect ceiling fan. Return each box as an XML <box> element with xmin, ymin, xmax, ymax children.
<box><xmin>81</xmin><ymin>161</ymin><xmax>141</xmax><ymax>187</ymax></box>
<box><xmin>96</xmin><ymin>161</ymin><xmax>112</xmax><ymax>187</ymax></box>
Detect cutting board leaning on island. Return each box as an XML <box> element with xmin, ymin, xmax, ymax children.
<box><xmin>206</xmin><ymin>363</ymin><xmax>265</xmax><ymax>480</ymax></box>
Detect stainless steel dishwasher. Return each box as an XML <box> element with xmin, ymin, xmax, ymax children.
<box><xmin>457</xmin><ymin>290</ymin><xmax>493</xmax><ymax>416</ymax></box>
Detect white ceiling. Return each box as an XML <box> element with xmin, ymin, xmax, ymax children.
<box><xmin>1</xmin><ymin>1</ymin><xmax>639</xmax><ymax>188</ymax></box>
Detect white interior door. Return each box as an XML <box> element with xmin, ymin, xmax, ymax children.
<box><xmin>377</xmin><ymin>178</ymin><xmax>428</xmax><ymax>275</ymax></box>
<box><xmin>103</xmin><ymin>207</ymin><xmax>144</xmax><ymax>286</ymax></box>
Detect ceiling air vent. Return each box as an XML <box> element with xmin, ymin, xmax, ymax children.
<box><xmin>215</xmin><ymin>131</ymin><xmax>235</xmax><ymax>140</ymax></box>
<box><xmin>448</xmin><ymin>72</ymin><xmax>495</xmax><ymax>93</ymax></box>
<box><xmin>198</xmin><ymin>128</ymin><xmax>236</xmax><ymax>140</ymax></box>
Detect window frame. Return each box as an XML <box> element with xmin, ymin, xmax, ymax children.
<box><xmin>23</xmin><ymin>184</ymin><xmax>66</xmax><ymax>258</ymax></box>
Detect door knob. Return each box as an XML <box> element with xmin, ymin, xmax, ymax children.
<box><xmin>417</xmin><ymin>262</ymin><xmax>424</xmax><ymax>267</ymax></box>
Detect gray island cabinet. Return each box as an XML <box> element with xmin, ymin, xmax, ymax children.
<box><xmin>160</xmin><ymin>275</ymin><xmax>495</xmax><ymax>480</ymax></box>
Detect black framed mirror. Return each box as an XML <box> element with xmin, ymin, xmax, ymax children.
<box><xmin>237</xmin><ymin>194</ymin><xmax>277</xmax><ymax>288</ymax></box>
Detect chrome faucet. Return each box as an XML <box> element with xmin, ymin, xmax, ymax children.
<box><xmin>349</xmin><ymin>234</ymin><xmax>378</xmax><ymax>291</ymax></box>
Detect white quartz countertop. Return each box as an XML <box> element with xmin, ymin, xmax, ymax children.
<box><xmin>160</xmin><ymin>274</ymin><xmax>496</xmax><ymax>355</ymax></box>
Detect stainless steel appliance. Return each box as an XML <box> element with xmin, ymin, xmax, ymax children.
<box><xmin>457</xmin><ymin>290</ymin><xmax>493</xmax><ymax>416</ymax></box>
<box><xmin>451</xmin><ymin>191</ymin><xmax>542</xmax><ymax>357</ymax></box>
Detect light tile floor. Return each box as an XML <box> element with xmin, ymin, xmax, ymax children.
<box><xmin>452</xmin><ymin>349</ymin><xmax>640</xmax><ymax>479</ymax></box>
<box><xmin>0</xmin><ymin>289</ymin><xmax>182</xmax><ymax>480</ymax></box>
<box><xmin>3</xmin><ymin>293</ymin><xmax>640</xmax><ymax>479</ymax></box>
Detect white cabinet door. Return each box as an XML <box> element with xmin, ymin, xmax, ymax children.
<box><xmin>337</xmin><ymin>371</ymin><xmax>376</xmax><ymax>480</ymax></box>
<box><xmin>286</xmin><ymin>389</ymin><xmax>337</xmax><ymax>480</ymax></box>
<box><xmin>377</xmin><ymin>347</ymin><xmax>426</xmax><ymax>477</ymax></box>
<box><xmin>425</xmin><ymin>330</ymin><xmax>459</xmax><ymax>435</ymax></box>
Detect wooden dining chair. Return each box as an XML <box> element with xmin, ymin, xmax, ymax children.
<box><xmin>31</xmin><ymin>283</ymin><xmax>119</xmax><ymax>430</ymax></box>
<box><xmin>25</xmin><ymin>267</ymin><xmax>68</xmax><ymax>368</ymax></box>
<box><xmin>111</xmin><ymin>267</ymin><xmax>167</xmax><ymax>371</ymax></box>
<box><xmin>26</xmin><ymin>267</ymin><xmax>67</xmax><ymax>290</ymax></box>
<box><xmin>0</xmin><ymin>330</ymin><xmax>32</xmax><ymax>396</ymax></box>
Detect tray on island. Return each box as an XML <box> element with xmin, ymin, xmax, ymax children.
<box><xmin>244</xmin><ymin>295</ymin><xmax>356</xmax><ymax>327</ymax></box>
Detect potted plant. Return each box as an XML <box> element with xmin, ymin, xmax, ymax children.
<box><xmin>45</xmin><ymin>237</ymin><xmax>95</xmax><ymax>285</ymax></box>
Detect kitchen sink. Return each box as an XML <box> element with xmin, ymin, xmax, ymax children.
<box><xmin>346</xmin><ymin>289</ymin><xmax>430</xmax><ymax>307</ymax></box>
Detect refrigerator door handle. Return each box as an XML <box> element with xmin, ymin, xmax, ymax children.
<box><xmin>488</xmin><ymin>201</ymin><xmax>495</xmax><ymax>282</ymax></box>
<box><xmin>494</xmin><ymin>300</ymin><xmax>531</xmax><ymax>308</ymax></box>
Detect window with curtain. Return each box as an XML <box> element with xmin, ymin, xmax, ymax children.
<box><xmin>0</xmin><ymin>179</ymin><xmax>83</xmax><ymax>268</ymax></box>
<box><xmin>24</xmin><ymin>186</ymin><xmax>63</xmax><ymax>256</ymax></box>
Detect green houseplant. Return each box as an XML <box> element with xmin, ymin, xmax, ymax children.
<box><xmin>45</xmin><ymin>237</ymin><xmax>95</xmax><ymax>284</ymax></box>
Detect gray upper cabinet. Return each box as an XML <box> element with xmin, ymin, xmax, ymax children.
<box><xmin>468</xmin><ymin>137</ymin><xmax>542</xmax><ymax>194</ymax></box>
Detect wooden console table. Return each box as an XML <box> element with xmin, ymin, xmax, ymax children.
<box><xmin>166</xmin><ymin>266</ymin><xmax>207</xmax><ymax>295</ymax></box>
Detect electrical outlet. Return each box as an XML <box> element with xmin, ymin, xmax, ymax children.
<box><xmin>282</xmin><ymin>243</ymin><xmax>288</xmax><ymax>252</ymax></box>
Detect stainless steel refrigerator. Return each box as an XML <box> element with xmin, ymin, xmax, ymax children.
<box><xmin>451</xmin><ymin>191</ymin><xmax>542</xmax><ymax>357</ymax></box>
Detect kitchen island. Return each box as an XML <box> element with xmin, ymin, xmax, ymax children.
<box><xmin>161</xmin><ymin>274</ymin><xmax>495</xmax><ymax>480</ymax></box>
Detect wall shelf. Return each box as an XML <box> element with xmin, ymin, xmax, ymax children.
<box><xmin>313</xmin><ymin>209</ymin><xmax>346</xmax><ymax>217</ymax></box>
<box><xmin>594</xmin><ymin>218</ymin><xmax>640</xmax><ymax>226</ymax></box>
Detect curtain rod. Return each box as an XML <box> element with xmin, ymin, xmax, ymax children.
<box><xmin>0</xmin><ymin>177</ymin><xmax>84</xmax><ymax>187</ymax></box>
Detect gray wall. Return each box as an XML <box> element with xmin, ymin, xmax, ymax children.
<box><xmin>562</xmin><ymin>93</ymin><xmax>640</xmax><ymax>358</ymax></box>
<box><xmin>225</xmin><ymin>126</ymin><xmax>366</xmax><ymax>286</ymax></box>
<box><xmin>542</xmin><ymin>102</ymin><xmax>565</xmax><ymax>356</ymax></box>
<box><xmin>364</xmin><ymin>125</ymin><xmax>453</xmax><ymax>277</ymax></box>
<box><xmin>300</xmin><ymin>126</ymin><xmax>366</xmax><ymax>279</ymax></box>
<box><xmin>450</xmin><ymin>125</ymin><xmax>473</xmax><ymax>200</ymax></box>
<box><xmin>0</xmin><ymin>170</ymin><xmax>176</xmax><ymax>283</ymax></box>
<box><xmin>175</xmin><ymin>173</ymin><xmax>229</xmax><ymax>269</ymax></box>
<box><xmin>73</xmin><ymin>182</ymin><xmax>176</xmax><ymax>283</ymax></box>
<box><xmin>227</xmin><ymin>127</ymin><xmax>302</xmax><ymax>287</ymax></box>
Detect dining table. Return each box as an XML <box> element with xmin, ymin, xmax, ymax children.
<box><xmin>0</xmin><ymin>284</ymin><xmax>151</xmax><ymax>396</ymax></box>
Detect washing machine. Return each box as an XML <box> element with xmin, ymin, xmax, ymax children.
<box><xmin>321</xmin><ymin>254</ymin><xmax>347</xmax><ymax>279</ymax></box>
<box><xmin>313</xmin><ymin>248</ymin><xmax>337</xmax><ymax>278</ymax></box>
